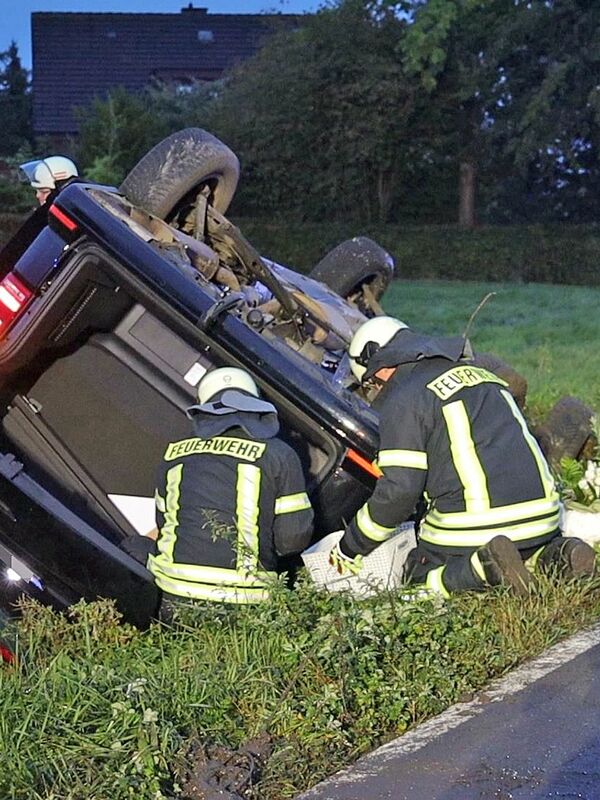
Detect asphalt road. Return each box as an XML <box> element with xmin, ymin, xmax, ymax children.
<box><xmin>297</xmin><ymin>624</ymin><xmax>600</xmax><ymax>800</ymax></box>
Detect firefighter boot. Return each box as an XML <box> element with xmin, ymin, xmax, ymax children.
<box><xmin>538</xmin><ymin>536</ymin><xmax>596</xmax><ymax>579</ymax></box>
<box><xmin>476</xmin><ymin>535</ymin><xmax>532</xmax><ymax>597</ymax></box>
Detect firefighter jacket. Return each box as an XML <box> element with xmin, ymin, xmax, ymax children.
<box><xmin>340</xmin><ymin>330</ymin><xmax>560</xmax><ymax>559</ymax></box>
<box><xmin>148</xmin><ymin>393</ymin><xmax>313</xmax><ymax>603</ymax></box>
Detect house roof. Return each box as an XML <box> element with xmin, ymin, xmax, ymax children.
<box><xmin>32</xmin><ymin>7</ymin><xmax>300</xmax><ymax>135</ymax></box>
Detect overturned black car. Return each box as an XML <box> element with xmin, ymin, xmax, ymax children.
<box><xmin>0</xmin><ymin>129</ymin><xmax>398</xmax><ymax>627</ymax></box>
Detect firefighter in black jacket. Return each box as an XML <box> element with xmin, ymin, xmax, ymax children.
<box><xmin>330</xmin><ymin>317</ymin><xmax>595</xmax><ymax>596</ymax></box>
<box><xmin>148</xmin><ymin>367</ymin><xmax>313</xmax><ymax>606</ymax></box>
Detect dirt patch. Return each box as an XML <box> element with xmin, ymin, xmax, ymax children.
<box><xmin>178</xmin><ymin>732</ymin><xmax>273</xmax><ymax>800</ymax></box>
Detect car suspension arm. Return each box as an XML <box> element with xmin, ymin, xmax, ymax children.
<box><xmin>206</xmin><ymin>207</ymin><xmax>302</xmax><ymax>330</ymax></box>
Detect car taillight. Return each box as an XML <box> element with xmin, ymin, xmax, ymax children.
<box><xmin>0</xmin><ymin>272</ymin><xmax>34</xmax><ymax>336</ymax></box>
<box><xmin>48</xmin><ymin>203</ymin><xmax>78</xmax><ymax>233</ymax></box>
<box><xmin>0</xmin><ymin>641</ymin><xmax>15</xmax><ymax>665</ymax></box>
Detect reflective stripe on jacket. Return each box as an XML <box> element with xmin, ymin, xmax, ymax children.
<box><xmin>148</xmin><ymin>427</ymin><xmax>313</xmax><ymax>602</ymax></box>
<box><xmin>342</xmin><ymin>361</ymin><xmax>559</xmax><ymax>557</ymax></box>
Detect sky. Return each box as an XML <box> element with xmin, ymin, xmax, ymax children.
<box><xmin>2</xmin><ymin>0</ymin><xmax>323</xmax><ymax>70</ymax></box>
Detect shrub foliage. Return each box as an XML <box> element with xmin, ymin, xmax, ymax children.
<box><xmin>2</xmin><ymin>214</ymin><xmax>600</xmax><ymax>287</ymax></box>
<box><xmin>238</xmin><ymin>219</ymin><xmax>600</xmax><ymax>285</ymax></box>
<box><xmin>2</xmin><ymin>576</ymin><xmax>600</xmax><ymax>799</ymax></box>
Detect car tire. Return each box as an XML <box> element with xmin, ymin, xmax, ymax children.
<box><xmin>119</xmin><ymin>128</ymin><xmax>240</xmax><ymax>219</ymax></box>
<box><xmin>309</xmin><ymin>236</ymin><xmax>395</xmax><ymax>315</ymax></box>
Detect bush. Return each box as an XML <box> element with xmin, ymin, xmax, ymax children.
<box><xmin>0</xmin><ymin>211</ymin><xmax>27</xmax><ymax>246</ymax></box>
<box><xmin>0</xmin><ymin>178</ymin><xmax>34</xmax><ymax>216</ymax></box>
<box><xmin>2</xmin><ymin>575</ymin><xmax>600</xmax><ymax>799</ymax></box>
<box><xmin>237</xmin><ymin>219</ymin><xmax>600</xmax><ymax>285</ymax></box>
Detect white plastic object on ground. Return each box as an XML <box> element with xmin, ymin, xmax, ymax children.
<box><xmin>108</xmin><ymin>494</ymin><xmax>156</xmax><ymax>536</ymax></box>
<box><xmin>302</xmin><ymin>523</ymin><xmax>416</xmax><ymax>597</ymax></box>
<box><xmin>562</xmin><ymin>508</ymin><xmax>600</xmax><ymax>545</ymax></box>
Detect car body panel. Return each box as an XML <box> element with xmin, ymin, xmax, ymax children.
<box><xmin>0</xmin><ymin>181</ymin><xmax>385</xmax><ymax>624</ymax></box>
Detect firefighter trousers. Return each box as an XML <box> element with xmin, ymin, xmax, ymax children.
<box><xmin>404</xmin><ymin>531</ymin><xmax>564</xmax><ymax>593</ymax></box>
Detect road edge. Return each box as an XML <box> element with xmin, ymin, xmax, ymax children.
<box><xmin>296</xmin><ymin>621</ymin><xmax>600</xmax><ymax>798</ymax></box>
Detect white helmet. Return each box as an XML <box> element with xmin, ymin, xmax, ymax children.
<box><xmin>348</xmin><ymin>316</ymin><xmax>408</xmax><ymax>381</ymax></box>
<box><xmin>197</xmin><ymin>367</ymin><xmax>259</xmax><ymax>404</ymax></box>
<box><xmin>20</xmin><ymin>156</ymin><xmax>79</xmax><ymax>190</ymax></box>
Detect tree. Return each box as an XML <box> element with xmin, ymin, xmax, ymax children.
<box><xmin>397</xmin><ymin>0</ymin><xmax>512</xmax><ymax>227</ymax></box>
<box><xmin>146</xmin><ymin>79</ymin><xmax>221</xmax><ymax>136</ymax></box>
<box><xmin>0</xmin><ymin>41</ymin><xmax>32</xmax><ymax>157</ymax></box>
<box><xmin>75</xmin><ymin>87</ymin><xmax>164</xmax><ymax>185</ymax></box>
<box><xmin>208</xmin><ymin>0</ymin><xmax>422</xmax><ymax>222</ymax></box>
<box><xmin>75</xmin><ymin>81</ymin><xmax>220</xmax><ymax>185</ymax></box>
<box><xmin>396</xmin><ymin>0</ymin><xmax>600</xmax><ymax>224</ymax></box>
<box><xmin>486</xmin><ymin>0</ymin><xmax>600</xmax><ymax>222</ymax></box>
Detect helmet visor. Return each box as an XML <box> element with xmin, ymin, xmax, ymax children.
<box><xmin>18</xmin><ymin>160</ymin><xmax>55</xmax><ymax>189</ymax></box>
<box><xmin>351</xmin><ymin>340</ymin><xmax>381</xmax><ymax>369</ymax></box>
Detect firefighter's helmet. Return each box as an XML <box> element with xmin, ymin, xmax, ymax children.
<box><xmin>348</xmin><ymin>316</ymin><xmax>408</xmax><ymax>381</ymax></box>
<box><xmin>20</xmin><ymin>156</ymin><xmax>79</xmax><ymax>190</ymax></box>
<box><xmin>197</xmin><ymin>367</ymin><xmax>260</xmax><ymax>404</ymax></box>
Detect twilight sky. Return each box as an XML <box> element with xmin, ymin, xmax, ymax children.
<box><xmin>2</xmin><ymin>0</ymin><xmax>323</xmax><ymax>70</ymax></box>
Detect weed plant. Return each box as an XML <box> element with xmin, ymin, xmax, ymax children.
<box><xmin>2</xmin><ymin>574</ymin><xmax>600</xmax><ymax>799</ymax></box>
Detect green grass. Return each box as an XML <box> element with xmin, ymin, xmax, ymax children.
<box><xmin>2</xmin><ymin>577</ymin><xmax>600</xmax><ymax>799</ymax></box>
<box><xmin>383</xmin><ymin>280</ymin><xmax>600</xmax><ymax>419</ymax></box>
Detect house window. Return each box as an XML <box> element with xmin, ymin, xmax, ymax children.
<box><xmin>197</xmin><ymin>30</ymin><xmax>214</xmax><ymax>43</ymax></box>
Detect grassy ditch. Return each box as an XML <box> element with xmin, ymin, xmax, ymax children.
<box><xmin>0</xmin><ymin>227</ymin><xmax>598</xmax><ymax>797</ymax></box>
<box><xmin>2</xmin><ymin>576</ymin><xmax>600</xmax><ymax>799</ymax></box>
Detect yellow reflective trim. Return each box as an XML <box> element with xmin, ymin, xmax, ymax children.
<box><xmin>426</xmin><ymin>495</ymin><xmax>560</xmax><ymax>528</ymax></box>
<box><xmin>164</xmin><ymin>436</ymin><xmax>266</xmax><ymax>463</ymax></box>
<box><xmin>156</xmin><ymin>464</ymin><xmax>183</xmax><ymax>562</ymax></box>
<box><xmin>500</xmin><ymin>389</ymin><xmax>556</xmax><ymax>499</ymax></box>
<box><xmin>356</xmin><ymin>502</ymin><xmax>396</xmax><ymax>543</ymax></box>
<box><xmin>427</xmin><ymin>365</ymin><xmax>508</xmax><ymax>401</ymax></box>
<box><xmin>377</xmin><ymin>449</ymin><xmax>428</xmax><ymax>470</ymax></box>
<box><xmin>425</xmin><ymin>565</ymin><xmax>450</xmax><ymax>598</ymax></box>
<box><xmin>525</xmin><ymin>545</ymin><xmax>546</xmax><ymax>569</ymax></box>
<box><xmin>154</xmin><ymin>489</ymin><xmax>166</xmax><ymax>514</ymax></box>
<box><xmin>275</xmin><ymin>492</ymin><xmax>311</xmax><ymax>514</ymax></box>
<box><xmin>148</xmin><ymin>558</ymin><xmax>275</xmax><ymax>587</ymax></box>
<box><xmin>420</xmin><ymin>513</ymin><xmax>560</xmax><ymax>548</ymax></box>
<box><xmin>470</xmin><ymin>551</ymin><xmax>486</xmax><ymax>582</ymax></box>
<box><xmin>153</xmin><ymin>572</ymin><xmax>271</xmax><ymax>604</ymax></box>
<box><xmin>443</xmin><ymin>400</ymin><xmax>490</xmax><ymax>513</ymax></box>
<box><xmin>236</xmin><ymin>463</ymin><xmax>261</xmax><ymax>574</ymax></box>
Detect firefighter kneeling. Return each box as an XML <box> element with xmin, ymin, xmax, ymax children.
<box><xmin>148</xmin><ymin>367</ymin><xmax>313</xmax><ymax>615</ymax></box>
<box><xmin>329</xmin><ymin>317</ymin><xmax>595</xmax><ymax>596</ymax></box>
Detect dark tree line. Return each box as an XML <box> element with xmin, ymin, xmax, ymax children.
<box><xmin>3</xmin><ymin>1</ymin><xmax>600</xmax><ymax>225</ymax></box>
<box><xmin>0</xmin><ymin>41</ymin><xmax>31</xmax><ymax>157</ymax></box>
<box><xmin>0</xmin><ymin>41</ymin><xmax>35</xmax><ymax>212</ymax></box>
